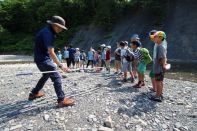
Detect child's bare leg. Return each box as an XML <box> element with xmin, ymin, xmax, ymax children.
<box><xmin>156</xmin><ymin>81</ymin><xmax>163</xmax><ymax>97</ymax></box>
<box><xmin>151</xmin><ymin>78</ymin><xmax>156</xmax><ymax>91</ymax></box>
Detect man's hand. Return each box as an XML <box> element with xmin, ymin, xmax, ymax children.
<box><xmin>59</xmin><ymin>64</ymin><xmax>70</xmax><ymax>72</ymax></box>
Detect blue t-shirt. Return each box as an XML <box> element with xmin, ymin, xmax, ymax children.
<box><xmin>101</xmin><ymin>50</ymin><xmax>106</xmax><ymax>60</ymax></box>
<box><xmin>67</xmin><ymin>48</ymin><xmax>76</xmax><ymax>59</ymax></box>
<box><xmin>34</xmin><ymin>26</ymin><xmax>56</xmax><ymax>63</ymax></box>
<box><xmin>88</xmin><ymin>51</ymin><xmax>94</xmax><ymax>60</ymax></box>
<box><xmin>64</xmin><ymin>50</ymin><xmax>69</xmax><ymax>58</ymax></box>
<box><xmin>57</xmin><ymin>54</ymin><xmax>62</xmax><ymax>61</ymax></box>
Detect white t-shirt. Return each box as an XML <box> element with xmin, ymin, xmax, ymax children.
<box><xmin>121</xmin><ymin>48</ymin><xmax>127</xmax><ymax>63</ymax></box>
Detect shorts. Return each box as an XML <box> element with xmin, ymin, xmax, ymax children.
<box><xmin>149</xmin><ymin>70</ymin><xmax>155</xmax><ymax>78</ymax></box>
<box><xmin>137</xmin><ymin>61</ymin><xmax>146</xmax><ymax>74</ymax></box>
<box><xmin>155</xmin><ymin>72</ymin><xmax>164</xmax><ymax>81</ymax></box>
<box><xmin>122</xmin><ymin>62</ymin><xmax>132</xmax><ymax>72</ymax></box>
<box><xmin>94</xmin><ymin>60</ymin><xmax>99</xmax><ymax>65</ymax></box>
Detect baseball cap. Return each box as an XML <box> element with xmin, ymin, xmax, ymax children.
<box><xmin>154</xmin><ymin>31</ymin><xmax>166</xmax><ymax>39</ymax></box>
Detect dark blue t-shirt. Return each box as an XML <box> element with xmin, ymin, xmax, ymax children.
<box><xmin>34</xmin><ymin>26</ymin><xmax>56</xmax><ymax>63</ymax></box>
<box><xmin>67</xmin><ymin>48</ymin><xmax>76</xmax><ymax>59</ymax></box>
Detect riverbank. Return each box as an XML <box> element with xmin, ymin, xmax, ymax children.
<box><xmin>0</xmin><ymin>63</ymin><xmax>196</xmax><ymax>131</ymax></box>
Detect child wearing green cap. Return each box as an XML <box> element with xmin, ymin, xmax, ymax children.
<box><xmin>150</xmin><ymin>31</ymin><xmax>168</xmax><ymax>102</ymax></box>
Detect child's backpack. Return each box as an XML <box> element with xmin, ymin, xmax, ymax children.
<box><xmin>139</xmin><ymin>48</ymin><xmax>152</xmax><ymax>64</ymax></box>
<box><xmin>124</xmin><ymin>49</ymin><xmax>134</xmax><ymax>62</ymax></box>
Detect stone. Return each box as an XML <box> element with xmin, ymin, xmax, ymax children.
<box><xmin>155</xmin><ymin>118</ymin><xmax>160</xmax><ymax>123</ymax></box>
<box><xmin>104</xmin><ymin>116</ymin><xmax>113</xmax><ymax>128</ymax></box>
<box><xmin>175</xmin><ymin>122</ymin><xmax>182</xmax><ymax>129</ymax></box>
<box><xmin>59</xmin><ymin>116</ymin><xmax>65</xmax><ymax>121</ymax></box>
<box><xmin>88</xmin><ymin>115</ymin><xmax>97</xmax><ymax>122</ymax></box>
<box><xmin>10</xmin><ymin>124</ymin><xmax>22</xmax><ymax>130</ymax></box>
<box><xmin>125</xmin><ymin>123</ymin><xmax>131</xmax><ymax>129</ymax></box>
<box><xmin>98</xmin><ymin>126</ymin><xmax>114</xmax><ymax>131</ymax></box>
<box><xmin>44</xmin><ymin>114</ymin><xmax>50</xmax><ymax>121</ymax></box>
<box><xmin>135</xmin><ymin>125</ymin><xmax>142</xmax><ymax>131</ymax></box>
<box><xmin>162</xmin><ymin>124</ymin><xmax>168</xmax><ymax>129</ymax></box>
<box><xmin>173</xmin><ymin>128</ymin><xmax>180</xmax><ymax>131</ymax></box>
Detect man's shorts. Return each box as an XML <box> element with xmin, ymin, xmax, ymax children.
<box><xmin>149</xmin><ymin>70</ymin><xmax>155</xmax><ymax>78</ymax></box>
<box><xmin>155</xmin><ymin>72</ymin><xmax>164</xmax><ymax>81</ymax></box>
<box><xmin>137</xmin><ymin>61</ymin><xmax>146</xmax><ymax>74</ymax></box>
<box><xmin>122</xmin><ymin>62</ymin><xmax>132</xmax><ymax>72</ymax></box>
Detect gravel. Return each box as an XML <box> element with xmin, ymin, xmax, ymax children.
<box><xmin>0</xmin><ymin>63</ymin><xmax>197</xmax><ymax>131</ymax></box>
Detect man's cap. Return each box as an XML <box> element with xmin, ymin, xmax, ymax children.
<box><xmin>47</xmin><ymin>16</ymin><xmax>67</xmax><ymax>30</ymax></box>
<box><xmin>154</xmin><ymin>31</ymin><xmax>166</xmax><ymax>39</ymax></box>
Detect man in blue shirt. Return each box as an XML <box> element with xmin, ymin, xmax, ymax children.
<box><xmin>29</xmin><ymin>16</ymin><xmax>74</xmax><ymax>107</ymax></box>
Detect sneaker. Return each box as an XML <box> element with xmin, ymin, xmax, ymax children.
<box><xmin>133</xmin><ymin>81</ymin><xmax>141</xmax><ymax>88</ymax></box>
<box><xmin>118</xmin><ymin>72</ymin><xmax>123</xmax><ymax>76</ymax></box>
<box><xmin>130</xmin><ymin>78</ymin><xmax>135</xmax><ymax>83</ymax></box>
<box><xmin>122</xmin><ymin>78</ymin><xmax>127</xmax><ymax>82</ymax></box>
<box><xmin>149</xmin><ymin>88</ymin><xmax>156</xmax><ymax>92</ymax></box>
<box><xmin>140</xmin><ymin>81</ymin><xmax>145</xmax><ymax>86</ymax></box>
<box><xmin>28</xmin><ymin>91</ymin><xmax>45</xmax><ymax>100</ymax></box>
<box><xmin>149</xmin><ymin>96</ymin><xmax>162</xmax><ymax>102</ymax></box>
<box><xmin>58</xmin><ymin>99</ymin><xmax>75</xmax><ymax>107</ymax></box>
<box><xmin>114</xmin><ymin>72</ymin><xmax>118</xmax><ymax>74</ymax></box>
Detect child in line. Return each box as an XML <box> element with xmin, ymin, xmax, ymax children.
<box><xmin>130</xmin><ymin>34</ymin><xmax>141</xmax><ymax>79</ymax></box>
<box><xmin>57</xmin><ymin>51</ymin><xmax>62</xmax><ymax>62</ymax></box>
<box><xmin>63</xmin><ymin>46</ymin><xmax>69</xmax><ymax>66</ymax></box>
<box><xmin>106</xmin><ymin>46</ymin><xmax>111</xmax><ymax>73</ymax></box>
<box><xmin>86</xmin><ymin>47</ymin><xmax>94</xmax><ymax>68</ymax></box>
<box><xmin>120</xmin><ymin>41</ymin><xmax>135</xmax><ymax>82</ymax></box>
<box><xmin>80</xmin><ymin>50</ymin><xmax>86</xmax><ymax>69</ymax></box>
<box><xmin>94</xmin><ymin>50</ymin><xmax>100</xmax><ymax>70</ymax></box>
<box><xmin>74</xmin><ymin>48</ymin><xmax>81</xmax><ymax>68</ymax></box>
<box><xmin>114</xmin><ymin>42</ymin><xmax>121</xmax><ymax>74</ymax></box>
<box><xmin>150</xmin><ymin>31</ymin><xmax>168</xmax><ymax>102</ymax></box>
<box><xmin>100</xmin><ymin>44</ymin><xmax>107</xmax><ymax>70</ymax></box>
<box><xmin>131</xmin><ymin>41</ymin><xmax>146</xmax><ymax>88</ymax></box>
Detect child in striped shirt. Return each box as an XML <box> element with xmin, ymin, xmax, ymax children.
<box><xmin>131</xmin><ymin>41</ymin><xmax>146</xmax><ymax>88</ymax></box>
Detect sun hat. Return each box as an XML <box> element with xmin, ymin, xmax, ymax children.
<box><xmin>47</xmin><ymin>16</ymin><xmax>67</xmax><ymax>30</ymax></box>
<box><xmin>100</xmin><ymin>44</ymin><xmax>106</xmax><ymax>47</ymax></box>
<box><xmin>131</xmin><ymin>34</ymin><xmax>140</xmax><ymax>40</ymax></box>
<box><xmin>119</xmin><ymin>41</ymin><xmax>126</xmax><ymax>46</ymax></box>
<box><xmin>106</xmin><ymin>46</ymin><xmax>111</xmax><ymax>49</ymax></box>
<box><xmin>154</xmin><ymin>31</ymin><xmax>166</xmax><ymax>39</ymax></box>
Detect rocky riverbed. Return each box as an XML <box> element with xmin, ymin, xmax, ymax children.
<box><xmin>0</xmin><ymin>64</ymin><xmax>196</xmax><ymax>131</ymax></box>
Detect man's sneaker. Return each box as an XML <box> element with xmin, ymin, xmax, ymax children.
<box><xmin>149</xmin><ymin>96</ymin><xmax>162</xmax><ymax>102</ymax></box>
<box><xmin>28</xmin><ymin>91</ymin><xmax>45</xmax><ymax>100</ymax></box>
<box><xmin>58</xmin><ymin>99</ymin><xmax>75</xmax><ymax>107</ymax></box>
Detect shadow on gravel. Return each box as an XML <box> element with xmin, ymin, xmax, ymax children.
<box><xmin>0</xmin><ymin>99</ymin><xmax>56</xmax><ymax>124</ymax></box>
<box><xmin>117</xmin><ymin>93</ymin><xmax>157</xmax><ymax>117</ymax></box>
<box><xmin>110</xmin><ymin>86</ymin><xmax>139</xmax><ymax>93</ymax></box>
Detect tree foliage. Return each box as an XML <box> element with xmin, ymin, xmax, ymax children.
<box><xmin>0</xmin><ymin>0</ymin><xmax>167</xmax><ymax>53</ymax></box>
